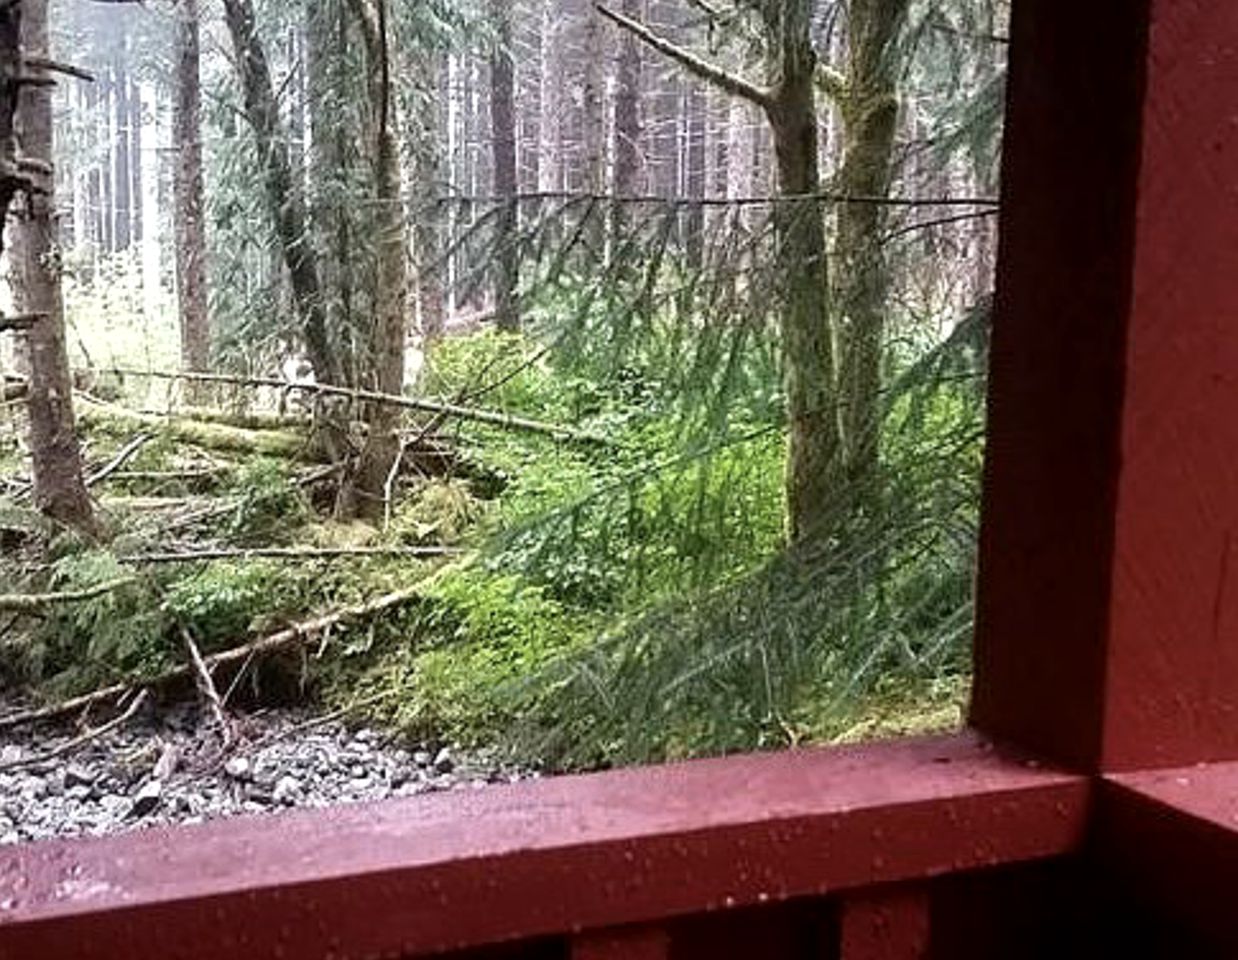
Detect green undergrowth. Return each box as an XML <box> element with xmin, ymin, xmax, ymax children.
<box><xmin>3</xmin><ymin>317</ymin><xmax>981</xmax><ymax>770</ymax></box>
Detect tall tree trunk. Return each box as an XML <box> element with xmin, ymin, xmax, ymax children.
<box><xmin>831</xmin><ymin>0</ymin><xmax>909</xmax><ymax>496</ymax></box>
<box><xmin>306</xmin><ymin>0</ymin><xmax>355</xmax><ymax>386</ymax></box>
<box><xmin>537</xmin><ymin>0</ymin><xmax>562</xmax><ymax>193</ymax></box>
<box><xmin>129</xmin><ymin>78</ymin><xmax>142</xmax><ymax>246</ymax></box>
<box><xmin>490</xmin><ymin>0</ymin><xmax>520</xmax><ymax>332</ymax></box>
<box><xmin>683</xmin><ymin>79</ymin><xmax>707</xmax><ymax>271</ymax></box>
<box><xmin>765</xmin><ymin>32</ymin><xmax>839</xmax><ymax>547</ymax></box>
<box><xmin>611</xmin><ymin>0</ymin><xmax>643</xmax><ymax>239</ymax></box>
<box><xmin>173</xmin><ymin>0</ymin><xmax>210</xmax><ymax>392</ymax></box>
<box><xmin>112</xmin><ymin>54</ymin><xmax>131</xmax><ymax>253</ymax></box>
<box><xmin>412</xmin><ymin>49</ymin><xmax>447</xmax><ymax>342</ymax></box>
<box><xmin>0</xmin><ymin>5</ymin><xmax>21</xmax><ymax>253</ymax></box>
<box><xmin>601</xmin><ymin>0</ymin><xmax>908</xmax><ymax>546</ymax></box>
<box><xmin>580</xmin><ymin>5</ymin><xmax>605</xmax><ymax>252</ymax></box>
<box><xmin>339</xmin><ymin>0</ymin><xmax>409</xmax><ymax>521</ymax></box>
<box><xmin>14</xmin><ymin>0</ymin><xmax>97</xmax><ymax>536</ymax></box>
<box><xmin>99</xmin><ymin>75</ymin><xmax>113</xmax><ymax>255</ymax></box>
<box><xmin>221</xmin><ymin>0</ymin><xmax>341</xmax><ymax>388</ymax></box>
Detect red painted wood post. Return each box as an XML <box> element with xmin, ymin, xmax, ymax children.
<box><xmin>571</xmin><ymin>925</ymin><xmax>671</xmax><ymax>959</ymax></box>
<box><xmin>838</xmin><ymin>889</ymin><xmax>930</xmax><ymax>960</ymax></box>
<box><xmin>973</xmin><ymin>0</ymin><xmax>1238</xmax><ymax>772</ymax></box>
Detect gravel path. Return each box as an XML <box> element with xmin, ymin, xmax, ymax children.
<box><xmin>0</xmin><ymin>702</ymin><xmax>531</xmax><ymax>845</ymax></box>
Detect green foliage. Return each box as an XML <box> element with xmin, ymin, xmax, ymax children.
<box><xmin>227</xmin><ymin>459</ymin><xmax>310</xmax><ymax>544</ymax></box>
<box><xmin>163</xmin><ymin>560</ymin><xmax>305</xmax><ymax>651</ymax></box>
<box><xmin>37</xmin><ymin>550</ymin><xmax>169</xmax><ymax>687</ymax></box>
<box><xmin>338</xmin><ymin>568</ymin><xmax>596</xmax><ymax>745</ymax></box>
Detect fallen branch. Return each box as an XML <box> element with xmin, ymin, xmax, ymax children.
<box><xmin>120</xmin><ymin>546</ymin><xmax>464</xmax><ymax>564</ymax></box>
<box><xmin>0</xmin><ymin>570</ymin><xmax>456</xmax><ymax>732</ymax></box>
<box><xmin>0</xmin><ymin>577</ymin><xmax>136</xmax><ymax>613</ymax></box>
<box><xmin>109</xmin><ymin>368</ymin><xmax>614</xmax><ymax>446</ymax></box>
<box><xmin>0</xmin><ymin>690</ymin><xmax>149</xmax><ymax>772</ymax></box>
<box><xmin>178</xmin><ymin>624</ymin><xmax>233</xmax><ymax>748</ymax></box>
<box><xmin>86</xmin><ymin>433</ymin><xmax>153</xmax><ymax>488</ymax></box>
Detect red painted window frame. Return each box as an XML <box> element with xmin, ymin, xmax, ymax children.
<box><xmin>6</xmin><ymin>3</ymin><xmax>1238</xmax><ymax>956</ymax></box>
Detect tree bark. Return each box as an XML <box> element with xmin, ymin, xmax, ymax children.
<box><xmin>221</xmin><ymin>0</ymin><xmax>341</xmax><ymax>388</ymax></box>
<box><xmin>766</xmin><ymin>33</ymin><xmax>839</xmax><ymax>547</ymax></box>
<box><xmin>611</xmin><ymin>0</ymin><xmax>643</xmax><ymax>239</ymax></box>
<box><xmin>831</xmin><ymin>0</ymin><xmax>910</xmax><ymax>496</ymax></box>
<box><xmin>307</xmin><ymin>0</ymin><xmax>357</xmax><ymax>385</ymax></box>
<box><xmin>129</xmin><ymin>78</ymin><xmax>142</xmax><ymax>246</ymax></box>
<box><xmin>0</xmin><ymin>5</ymin><xmax>21</xmax><ymax>256</ymax></box>
<box><xmin>490</xmin><ymin>0</ymin><xmax>520</xmax><ymax>332</ymax></box>
<box><xmin>412</xmin><ymin>50</ymin><xmax>447</xmax><ymax>342</ymax></box>
<box><xmin>338</xmin><ymin>0</ymin><xmax>409</xmax><ymax>521</ymax></box>
<box><xmin>112</xmin><ymin>52</ymin><xmax>131</xmax><ymax>252</ymax></box>
<box><xmin>537</xmin><ymin>0</ymin><xmax>562</xmax><ymax>193</ymax></box>
<box><xmin>13</xmin><ymin>0</ymin><xmax>98</xmax><ymax>536</ymax></box>
<box><xmin>173</xmin><ymin>0</ymin><xmax>210</xmax><ymax>393</ymax></box>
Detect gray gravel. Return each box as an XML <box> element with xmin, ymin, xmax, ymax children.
<box><xmin>0</xmin><ymin>703</ymin><xmax>531</xmax><ymax>845</ymax></box>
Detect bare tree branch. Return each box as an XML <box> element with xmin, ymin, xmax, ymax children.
<box><xmin>596</xmin><ymin>3</ymin><xmax>773</xmax><ymax>110</ymax></box>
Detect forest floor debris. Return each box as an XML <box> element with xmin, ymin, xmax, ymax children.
<box><xmin>0</xmin><ymin>699</ymin><xmax>531</xmax><ymax>845</ymax></box>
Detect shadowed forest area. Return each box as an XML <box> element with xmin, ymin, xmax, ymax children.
<box><xmin>0</xmin><ymin>0</ymin><xmax>1006</xmax><ymax>779</ymax></box>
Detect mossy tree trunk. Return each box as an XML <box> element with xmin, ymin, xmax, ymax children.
<box><xmin>599</xmin><ymin>0</ymin><xmax>842</xmax><ymax>548</ymax></box>
<box><xmin>338</xmin><ymin>0</ymin><xmax>409</xmax><ymax>521</ymax></box>
<box><xmin>828</xmin><ymin>0</ymin><xmax>910</xmax><ymax>499</ymax></box>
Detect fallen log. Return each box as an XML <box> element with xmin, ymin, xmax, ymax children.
<box><xmin>109</xmin><ymin>367</ymin><xmax>614</xmax><ymax>446</ymax></box>
<box><xmin>76</xmin><ymin>396</ymin><xmax>314</xmax><ymax>461</ymax></box>
<box><xmin>0</xmin><ymin>567</ymin><xmax>458</xmax><ymax>732</ymax></box>
<box><xmin>140</xmin><ymin>405</ymin><xmax>313</xmax><ymax>432</ymax></box>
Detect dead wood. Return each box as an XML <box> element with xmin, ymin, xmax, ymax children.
<box><xmin>0</xmin><ymin>690</ymin><xmax>150</xmax><ymax>772</ymax></box>
<box><xmin>86</xmin><ymin>433</ymin><xmax>153</xmax><ymax>488</ymax></box>
<box><xmin>0</xmin><ymin>570</ymin><xmax>454</xmax><ymax>732</ymax></box>
<box><xmin>0</xmin><ymin>576</ymin><xmax>136</xmax><ymax>613</ymax></box>
<box><xmin>76</xmin><ymin>396</ymin><xmax>314</xmax><ymax>461</ymax></box>
<box><xmin>120</xmin><ymin>546</ymin><xmax>464</xmax><ymax>564</ymax></box>
<box><xmin>109</xmin><ymin>367</ymin><xmax>614</xmax><ymax>446</ymax></box>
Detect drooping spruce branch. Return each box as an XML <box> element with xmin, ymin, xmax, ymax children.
<box><xmin>596</xmin><ymin>4</ymin><xmax>773</xmax><ymax>109</ymax></box>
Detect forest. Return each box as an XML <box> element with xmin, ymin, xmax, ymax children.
<box><xmin>0</xmin><ymin>0</ymin><xmax>1006</xmax><ymax>834</ymax></box>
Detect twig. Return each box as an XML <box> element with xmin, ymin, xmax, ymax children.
<box><xmin>0</xmin><ymin>577</ymin><xmax>136</xmax><ymax>613</ymax></box>
<box><xmin>0</xmin><ymin>569</ymin><xmax>457</xmax><ymax>732</ymax></box>
<box><xmin>107</xmin><ymin>368</ymin><xmax>614</xmax><ymax>446</ymax></box>
<box><xmin>177</xmin><ymin>623</ymin><xmax>233</xmax><ymax>748</ymax></box>
<box><xmin>0</xmin><ymin>690</ymin><xmax>149</xmax><ymax>772</ymax></box>
<box><xmin>86</xmin><ymin>433</ymin><xmax>153</xmax><ymax>488</ymax></box>
<box><xmin>120</xmin><ymin>546</ymin><xmax>463</xmax><ymax>565</ymax></box>
<box><xmin>383</xmin><ymin>436</ymin><xmax>409</xmax><ymax>532</ymax></box>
